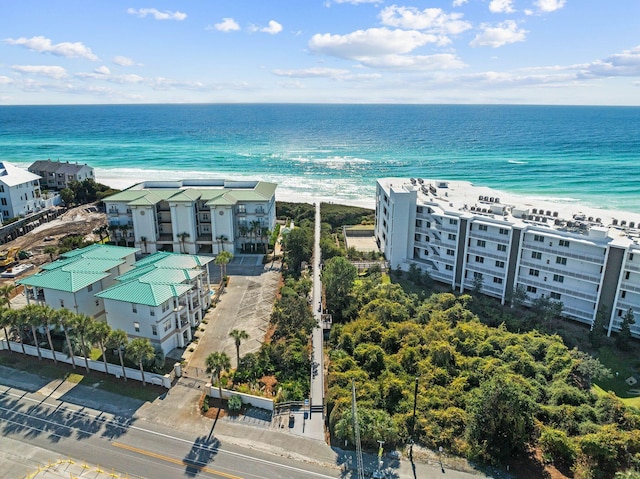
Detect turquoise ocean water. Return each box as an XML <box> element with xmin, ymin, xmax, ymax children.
<box><xmin>1</xmin><ymin>104</ymin><xmax>639</xmax><ymax>210</ymax></box>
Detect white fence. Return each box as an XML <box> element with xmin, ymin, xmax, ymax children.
<box><xmin>0</xmin><ymin>339</ymin><xmax>172</xmax><ymax>388</ymax></box>
<box><xmin>207</xmin><ymin>384</ymin><xmax>274</xmax><ymax>411</ymax></box>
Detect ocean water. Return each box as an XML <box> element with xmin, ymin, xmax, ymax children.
<box><xmin>1</xmin><ymin>104</ymin><xmax>639</xmax><ymax>210</ymax></box>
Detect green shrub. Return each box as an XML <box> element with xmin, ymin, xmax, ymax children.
<box><xmin>539</xmin><ymin>426</ymin><xmax>577</xmax><ymax>465</ymax></box>
<box><xmin>228</xmin><ymin>394</ymin><xmax>242</xmax><ymax>412</ymax></box>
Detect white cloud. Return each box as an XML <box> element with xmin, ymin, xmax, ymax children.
<box><xmin>326</xmin><ymin>0</ymin><xmax>381</xmax><ymax>4</ymax></box>
<box><xmin>357</xmin><ymin>53</ymin><xmax>466</xmax><ymax>70</ymax></box>
<box><xmin>379</xmin><ymin>6</ymin><xmax>472</xmax><ymax>35</ymax></box>
<box><xmin>534</xmin><ymin>0</ymin><xmax>566</xmax><ymax>13</ymax></box>
<box><xmin>126</xmin><ymin>8</ymin><xmax>187</xmax><ymax>21</ymax></box>
<box><xmin>489</xmin><ymin>0</ymin><xmax>515</xmax><ymax>13</ymax></box>
<box><xmin>580</xmin><ymin>45</ymin><xmax>640</xmax><ymax>78</ymax></box>
<box><xmin>213</xmin><ymin>18</ymin><xmax>240</xmax><ymax>32</ymax></box>
<box><xmin>94</xmin><ymin>65</ymin><xmax>111</xmax><ymax>75</ymax></box>
<box><xmin>272</xmin><ymin>67</ymin><xmax>382</xmax><ymax>81</ymax></box>
<box><xmin>113</xmin><ymin>55</ymin><xmax>136</xmax><ymax>66</ymax></box>
<box><xmin>4</xmin><ymin>36</ymin><xmax>98</xmax><ymax>61</ymax></box>
<box><xmin>261</xmin><ymin>20</ymin><xmax>283</xmax><ymax>35</ymax></box>
<box><xmin>309</xmin><ymin>28</ymin><xmax>440</xmax><ymax>60</ymax></box>
<box><xmin>12</xmin><ymin>65</ymin><xmax>68</xmax><ymax>79</ymax></box>
<box><xmin>470</xmin><ymin>20</ymin><xmax>527</xmax><ymax>48</ymax></box>
<box><xmin>452</xmin><ymin>0</ymin><xmax>468</xmax><ymax>5</ymax></box>
<box><xmin>0</xmin><ymin>76</ymin><xmax>14</xmax><ymax>85</ymax></box>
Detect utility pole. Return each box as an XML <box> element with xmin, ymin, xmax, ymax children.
<box><xmin>410</xmin><ymin>376</ymin><xmax>418</xmax><ymax>460</ymax></box>
<box><xmin>351</xmin><ymin>380</ymin><xmax>365</xmax><ymax>479</ymax></box>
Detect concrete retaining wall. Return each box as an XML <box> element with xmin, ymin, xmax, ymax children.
<box><xmin>207</xmin><ymin>384</ymin><xmax>274</xmax><ymax>411</ymax></box>
<box><xmin>0</xmin><ymin>339</ymin><xmax>171</xmax><ymax>388</ymax></box>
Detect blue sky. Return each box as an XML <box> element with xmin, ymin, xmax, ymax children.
<box><xmin>1</xmin><ymin>0</ymin><xmax>639</xmax><ymax>105</ymax></box>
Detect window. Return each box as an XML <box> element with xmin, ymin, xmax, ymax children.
<box><xmin>87</xmin><ymin>284</ymin><xmax>93</xmax><ymax>292</ymax></box>
<box><xmin>132</xmin><ymin>304</ymin><xmax>137</xmax><ymax>313</ymax></box>
<box><xmin>415</xmin><ymin>234</ymin><xmax>421</xmax><ymax>241</ymax></box>
<box><xmin>448</xmin><ymin>233</ymin><xmax>456</xmax><ymax>241</ymax></box>
<box><xmin>134</xmin><ymin>322</ymin><xmax>140</xmax><ymax>332</ymax></box>
<box><xmin>473</xmin><ymin>272</ymin><xmax>483</xmax><ymax>279</ymax></box>
<box><xmin>477</xmin><ymin>240</ymin><xmax>486</xmax><ymax>247</ymax></box>
<box><xmin>630</xmin><ymin>253</ymin><xmax>635</xmax><ymax>261</ymax></box>
<box><xmin>526</xmin><ymin>285</ymin><xmax>537</xmax><ymax>293</ymax></box>
<box><xmin>446</xmin><ymin>249</ymin><xmax>455</xmax><ymax>256</ymax></box>
<box><xmin>416</xmin><ymin>206</ymin><xmax>422</xmax><ymax>214</ymax></box>
<box><xmin>475</xmin><ymin>256</ymin><xmax>484</xmax><ymax>264</ymax></box>
<box><xmin>95</xmin><ymin>300</ymin><xmax>100</xmax><ymax>307</ymax></box>
<box><xmin>445</xmin><ymin>264</ymin><xmax>454</xmax><ymax>271</ymax></box>
<box><xmin>478</xmin><ymin>224</ymin><xmax>488</xmax><ymax>231</ymax></box>
<box><xmin>497</xmin><ymin>244</ymin><xmax>507</xmax><ymax>252</ymax></box>
<box><xmin>499</xmin><ymin>228</ymin><xmax>509</xmax><ymax>235</ymax></box>
<box><xmin>559</xmin><ymin>239</ymin><xmax>570</xmax><ymax>247</ymax></box>
<box><xmin>622</xmin><ymin>291</ymin><xmax>627</xmax><ymax>298</ymax></box>
<box><xmin>550</xmin><ymin>292</ymin><xmax>561</xmax><ymax>300</ymax></box>
<box><xmin>150</xmin><ymin>309</ymin><xmax>155</xmax><ymax>316</ymax></box>
<box><xmin>0</xmin><ymin>198</ymin><xmax>6</xmax><ymax>206</ymax></box>
<box><xmin>415</xmin><ymin>219</ymin><xmax>422</xmax><ymax>228</ymax></box>
<box><xmin>534</xmin><ymin>234</ymin><xmax>544</xmax><ymax>242</ymax></box>
<box><xmin>237</xmin><ymin>205</ymin><xmax>246</xmax><ymax>213</ymax></box>
<box><xmin>553</xmin><ymin>274</ymin><xmax>564</xmax><ymax>283</ymax></box>
<box><xmin>151</xmin><ymin>325</ymin><xmax>158</xmax><ymax>336</ymax></box>
<box><xmin>0</xmin><ymin>185</ymin><xmax>3</xmax><ymax>192</ymax></box>
<box><xmin>449</xmin><ymin>219</ymin><xmax>458</xmax><ymax>225</ymax></box>
<box><xmin>556</xmin><ymin>257</ymin><xmax>567</xmax><ymax>265</ymax></box>
<box><xmin>625</xmin><ymin>271</ymin><xmax>631</xmax><ymax>280</ymax></box>
<box><xmin>495</xmin><ymin>260</ymin><xmax>505</xmax><ymax>268</ymax></box>
<box><xmin>493</xmin><ymin>277</ymin><xmax>503</xmax><ymax>284</ymax></box>
<box><xmin>529</xmin><ymin>268</ymin><xmax>540</xmax><ymax>277</ymax></box>
<box><xmin>164</xmin><ymin>320</ymin><xmax>171</xmax><ymax>332</ymax></box>
<box><xmin>531</xmin><ymin>252</ymin><xmax>542</xmax><ymax>260</ymax></box>
<box><xmin>162</xmin><ymin>301</ymin><xmax>169</xmax><ymax>312</ymax></box>
<box><xmin>59</xmin><ymin>300</ymin><xmax>64</xmax><ymax>308</ymax></box>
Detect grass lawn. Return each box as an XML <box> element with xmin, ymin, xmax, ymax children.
<box><xmin>593</xmin><ymin>345</ymin><xmax>640</xmax><ymax>408</ymax></box>
<box><xmin>0</xmin><ymin>350</ymin><xmax>164</xmax><ymax>402</ymax></box>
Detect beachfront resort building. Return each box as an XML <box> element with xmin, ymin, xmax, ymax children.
<box><xmin>0</xmin><ymin>161</ymin><xmax>43</xmax><ymax>221</ymax></box>
<box><xmin>18</xmin><ymin>244</ymin><xmax>138</xmax><ymax>320</ymax></box>
<box><xmin>102</xmin><ymin>179</ymin><xmax>277</xmax><ymax>255</ymax></box>
<box><xmin>18</xmin><ymin>244</ymin><xmax>214</xmax><ymax>355</ymax></box>
<box><xmin>28</xmin><ymin>159</ymin><xmax>95</xmax><ymax>190</ymax></box>
<box><xmin>375</xmin><ymin>178</ymin><xmax>640</xmax><ymax>338</ymax></box>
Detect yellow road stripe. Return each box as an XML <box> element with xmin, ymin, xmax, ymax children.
<box><xmin>112</xmin><ymin>441</ymin><xmax>243</xmax><ymax>479</ymax></box>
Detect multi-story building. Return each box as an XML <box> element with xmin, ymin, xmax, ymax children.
<box><xmin>28</xmin><ymin>159</ymin><xmax>95</xmax><ymax>190</ymax></box>
<box><xmin>0</xmin><ymin>161</ymin><xmax>43</xmax><ymax>221</ymax></box>
<box><xmin>18</xmin><ymin>244</ymin><xmax>213</xmax><ymax>355</ymax></box>
<box><xmin>375</xmin><ymin>178</ymin><xmax>640</xmax><ymax>338</ymax></box>
<box><xmin>96</xmin><ymin>251</ymin><xmax>213</xmax><ymax>355</ymax></box>
<box><xmin>18</xmin><ymin>244</ymin><xmax>138</xmax><ymax>320</ymax></box>
<box><xmin>102</xmin><ymin>179</ymin><xmax>277</xmax><ymax>255</ymax></box>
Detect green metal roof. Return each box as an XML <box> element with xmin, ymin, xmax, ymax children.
<box><xmin>102</xmin><ymin>190</ymin><xmax>148</xmax><ymax>202</ymax></box>
<box><xmin>127</xmin><ymin>191</ymin><xmax>163</xmax><ymax>206</ymax></box>
<box><xmin>61</xmin><ymin>244</ymin><xmax>138</xmax><ymax>260</ymax></box>
<box><xmin>152</xmin><ymin>253</ymin><xmax>213</xmax><ymax>268</ymax></box>
<box><xmin>41</xmin><ymin>256</ymin><xmax>79</xmax><ymax>270</ymax></box>
<box><xmin>58</xmin><ymin>258</ymin><xmax>124</xmax><ymax>273</ymax></box>
<box><xmin>18</xmin><ymin>269</ymin><xmax>109</xmax><ymax>293</ymax></box>
<box><xmin>206</xmin><ymin>192</ymin><xmax>237</xmax><ymax>206</ymax></box>
<box><xmin>138</xmin><ymin>268</ymin><xmax>202</xmax><ymax>284</ymax></box>
<box><xmin>96</xmin><ymin>280</ymin><xmax>191</xmax><ymax>306</ymax></box>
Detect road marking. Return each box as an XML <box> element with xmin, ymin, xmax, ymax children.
<box><xmin>112</xmin><ymin>442</ymin><xmax>242</xmax><ymax>479</ymax></box>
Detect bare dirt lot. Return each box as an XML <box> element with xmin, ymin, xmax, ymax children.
<box><xmin>0</xmin><ymin>204</ymin><xmax>108</xmax><ymax>284</ymax></box>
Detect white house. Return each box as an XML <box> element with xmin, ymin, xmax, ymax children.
<box><xmin>0</xmin><ymin>161</ymin><xmax>43</xmax><ymax>221</ymax></box>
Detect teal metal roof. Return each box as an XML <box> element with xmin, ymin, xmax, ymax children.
<box><xmin>138</xmin><ymin>268</ymin><xmax>202</xmax><ymax>284</ymax></box>
<box><xmin>96</xmin><ymin>280</ymin><xmax>191</xmax><ymax>306</ymax></box>
<box><xmin>152</xmin><ymin>253</ymin><xmax>213</xmax><ymax>268</ymax></box>
<box><xmin>59</xmin><ymin>258</ymin><xmax>124</xmax><ymax>273</ymax></box>
<box><xmin>41</xmin><ymin>256</ymin><xmax>79</xmax><ymax>270</ymax></box>
<box><xmin>61</xmin><ymin>244</ymin><xmax>138</xmax><ymax>260</ymax></box>
<box><xmin>18</xmin><ymin>269</ymin><xmax>109</xmax><ymax>293</ymax></box>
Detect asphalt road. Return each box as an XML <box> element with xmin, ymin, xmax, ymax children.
<box><xmin>0</xmin><ymin>384</ymin><xmax>341</xmax><ymax>479</ymax></box>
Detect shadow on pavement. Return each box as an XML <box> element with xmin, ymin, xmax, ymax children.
<box><xmin>183</xmin><ymin>434</ymin><xmax>221</xmax><ymax>477</ymax></box>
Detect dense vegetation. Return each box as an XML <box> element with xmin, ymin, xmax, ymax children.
<box><xmin>59</xmin><ymin>178</ymin><xmax>120</xmax><ymax>205</ymax></box>
<box><xmin>322</xmin><ymin>261</ymin><xmax>640</xmax><ymax>478</ymax></box>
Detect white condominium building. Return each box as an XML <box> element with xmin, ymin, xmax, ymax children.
<box><xmin>102</xmin><ymin>179</ymin><xmax>277</xmax><ymax>256</ymax></box>
<box><xmin>375</xmin><ymin>178</ymin><xmax>640</xmax><ymax>338</ymax></box>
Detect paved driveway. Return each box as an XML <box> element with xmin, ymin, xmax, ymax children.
<box><xmin>185</xmin><ymin>255</ymin><xmax>282</xmax><ymax>376</ymax></box>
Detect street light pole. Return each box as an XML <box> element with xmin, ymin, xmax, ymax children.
<box><xmin>410</xmin><ymin>376</ymin><xmax>418</xmax><ymax>460</ymax></box>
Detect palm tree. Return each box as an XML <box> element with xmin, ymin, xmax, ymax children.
<box><xmin>216</xmin><ymin>235</ymin><xmax>228</xmax><ymax>252</ymax></box>
<box><xmin>229</xmin><ymin>329</ymin><xmax>249</xmax><ymax>368</ymax></box>
<box><xmin>55</xmin><ymin>309</ymin><xmax>77</xmax><ymax>369</ymax></box>
<box><xmin>214</xmin><ymin>251</ymin><xmax>233</xmax><ymax>282</ymax></box>
<box><xmin>7</xmin><ymin>309</ymin><xmax>26</xmax><ymax>355</ymax></box>
<box><xmin>43</xmin><ymin>246</ymin><xmax>58</xmax><ymax>262</ymax></box>
<box><xmin>238</xmin><ymin>225</ymin><xmax>248</xmax><ymax>252</ymax></box>
<box><xmin>250</xmin><ymin>220</ymin><xmax>261</xmax><ymax>252</ymax></box>
<box><xmin>177</xmin><ymin>232</ymin><xmax>190</xmax><ymax>254</ymax></box>
<box><xmin>118</xmin><ymin>225</ymin><xmax>129</xmax><ymax>247</ymax></box>
<box><xmin>0</xmin><ymin>300</ymin><xmax>14</xmax><ymax>354</ymax></box>
<box><xmin>73</xmin><ymin>313</ymin><xmax>94</xmax><ymax>372</ymax></box>
<box><xmin>261</xmin><ymin>229</ymin><xmax>272</xmax><ymax>254</ymax></box>
<box><xmin>108</xmin><ymin>224</ymin><xmax>119</xmax><ymax>244</ymax></box>
<box><xmin>88</xmin><ymin>320</ymin><xmax>112</xmax><ymax>374</ymax></box>
<box><xmin>106</xmin><ymin>329</ymin><xmax>129</xmax><ymax>381</ymax></box>
<box><xmin>126</xmin><ymin>338</ymin><xmax>155</xmax><ymax>386</ymax></box>
<box><xmin>22</xmin><ymin>305</ymin><xmax>43</xmax><ymax>361</ymax></box>
<box><xmin>93</xmin><ymin>225</ymin><xmax>108</xmax><ymax>243</ymax></box>
<box><xmin>40</xmin><ymin>304</ymin><xmax>59</xmax><ymax>364</ymax></box>
<box><xmin>0</xmin><ymin>284</ymin><xmax>15</xmax><ymax>309</ymax></box>
<box><xmin>205</xmin><ymin>352</ymin><xmax>231</xmax><ymax>404</ymax></box>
